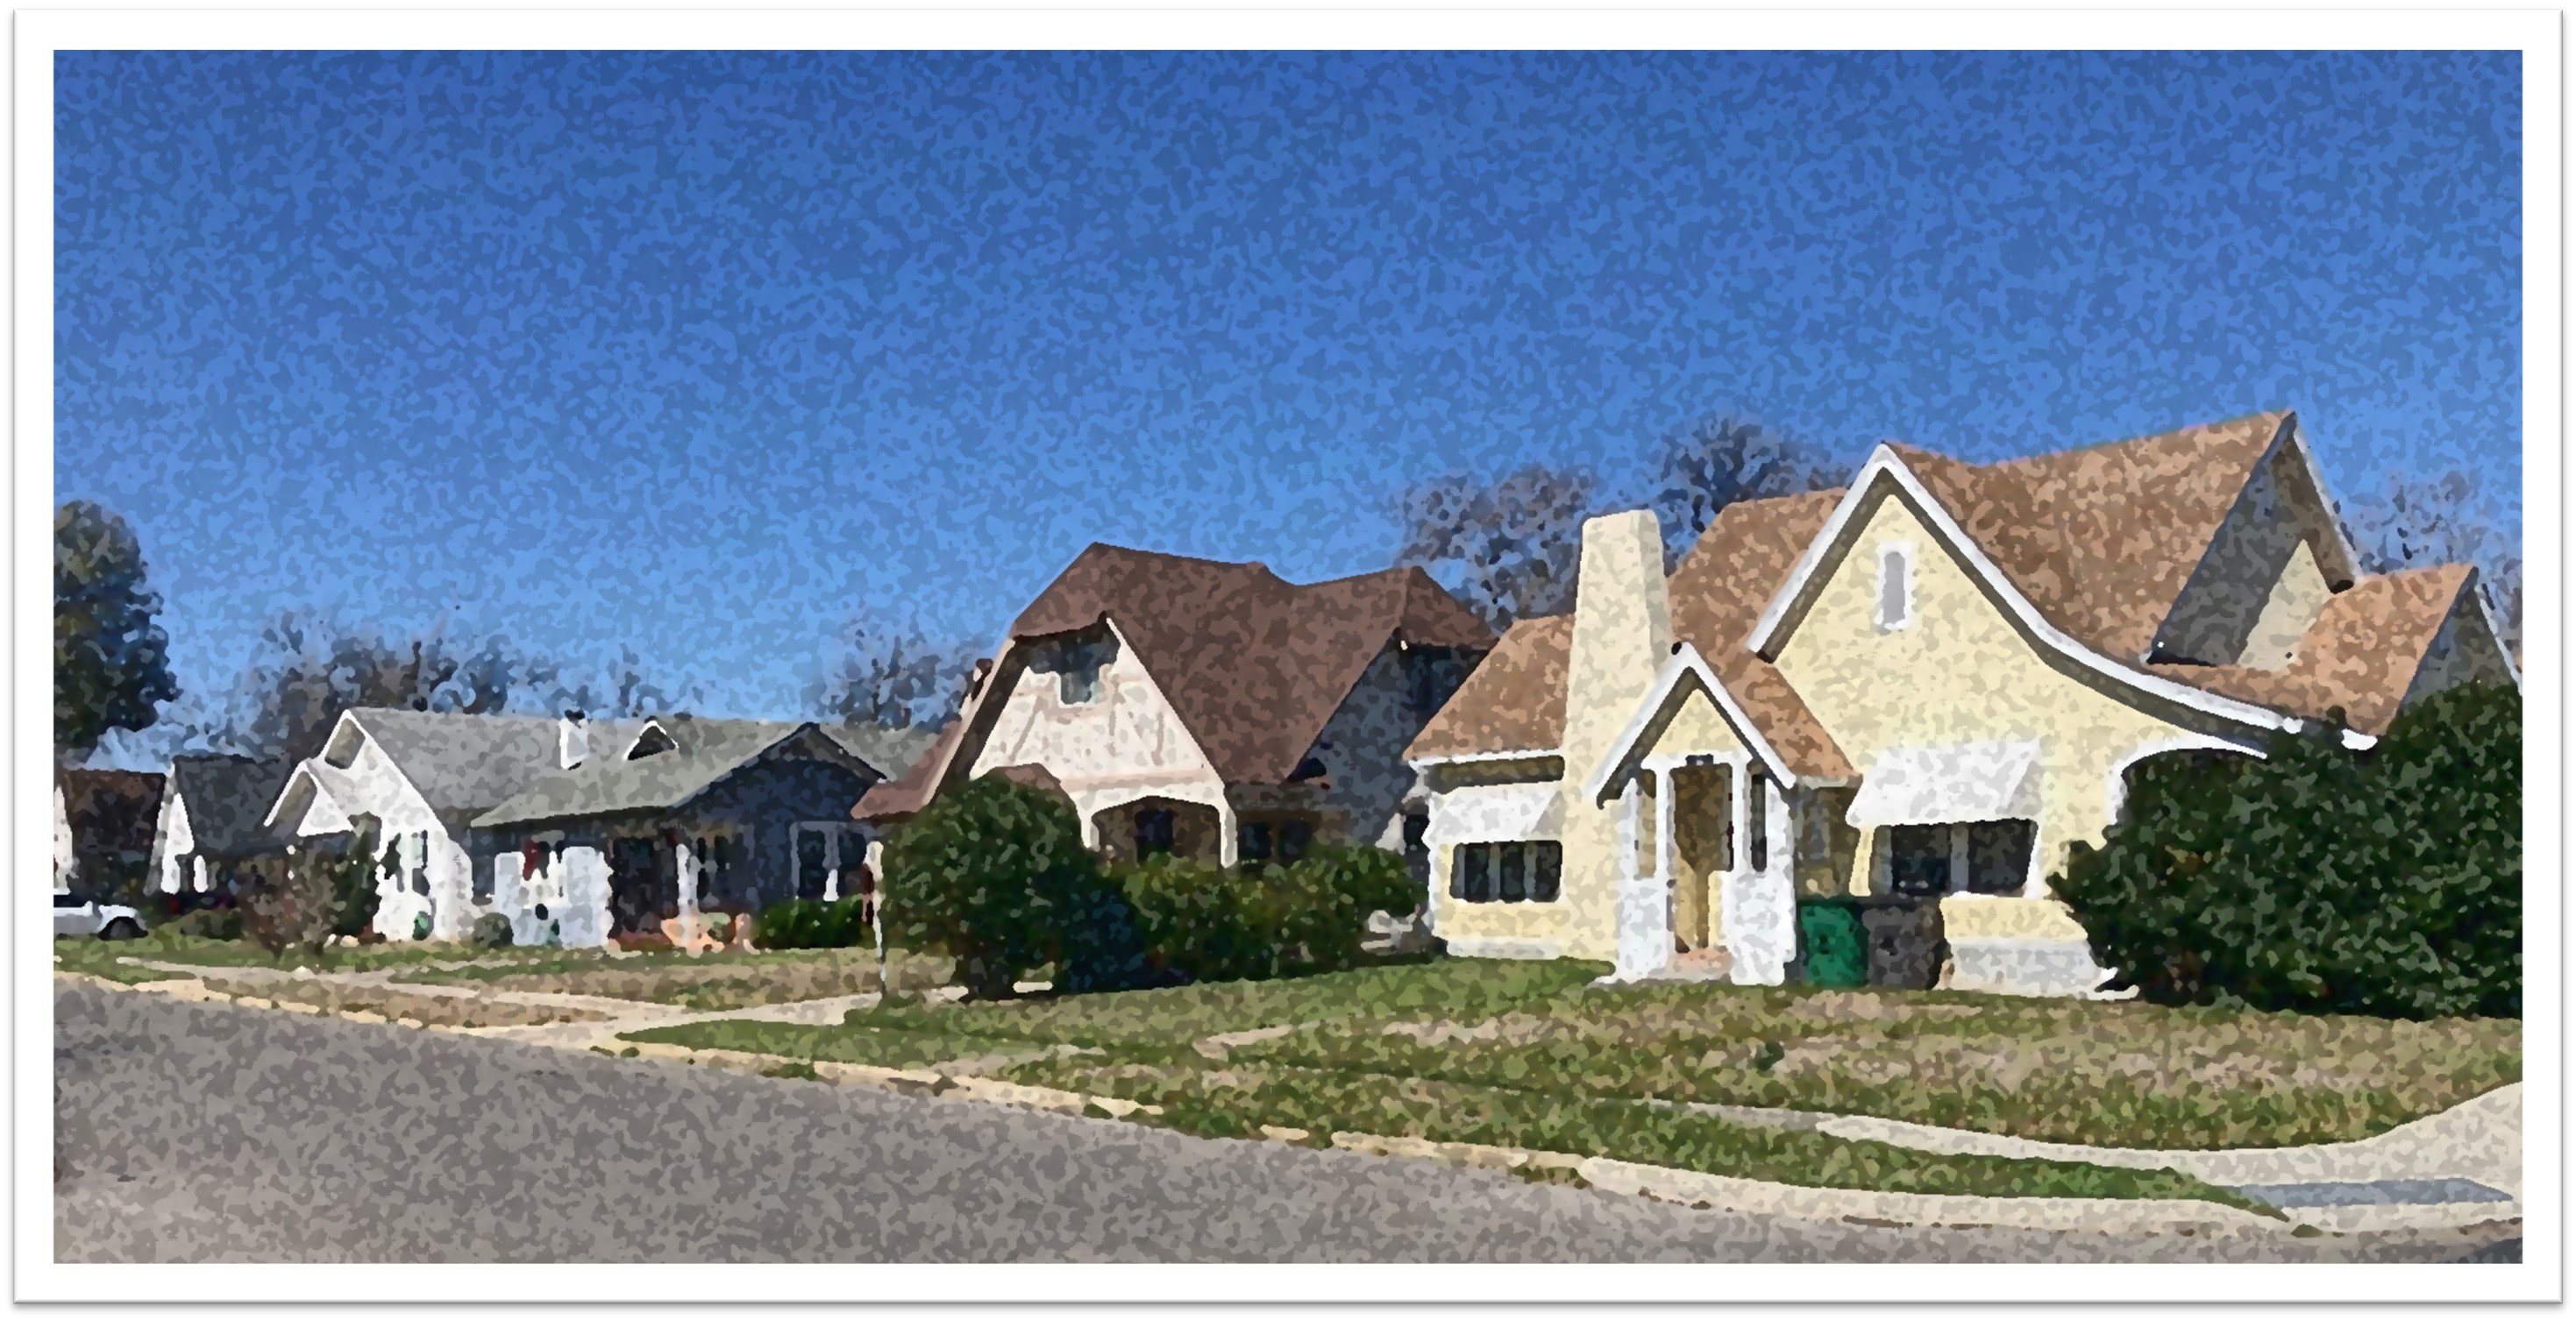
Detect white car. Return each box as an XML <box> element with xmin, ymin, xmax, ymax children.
<box><xmin>53</xmin><ymin>891</ymin><xmax>144</xmax><ymax>941</ymax></box>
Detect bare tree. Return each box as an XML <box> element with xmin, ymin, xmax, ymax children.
<box><xmin>1394</xmin><ymin>463</ymin><xmax>1602</xmax><ymax>631</ymax></box>
<box><xmin>809</xmin><ymin>624</ymin><xmax>979</xmax><ymax>730</ymax></box>
<box><xmin>549</xmin><ymin>645</ymin><xmax>705</xmax><ymax>721</ymax></box>
<box><xmin>211</xmin><ymin>613</ymin><xmax>561</xmax><ymax>763</ymax></box>
<box><xmin>1650</xmin><ymin>415</ymin><xmax>1844</xmax><ymax>567</ymax></box>
<box><xmin>2342</xmin><ymin>469</ymin><xmax>2523</xmax><ymax>650</ymax></box>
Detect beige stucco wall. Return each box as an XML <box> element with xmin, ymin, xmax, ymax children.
<box><xmin>1422</xmin><ymin>764</ymin><xmax>1572</xmax><ymax>954</ymax></box>
<box><xmin>1553</xmin><ymin>511</ymin><xmax>1672</xmax><ymax>962</ymax></box>
<box><xmin>968</xmin><ymin>620</ymin><xmax>1232</xmax><ymax>849</ymax></box>
<box><xmin>2238</xmin><ymin>540</ymin><xmax>2330</xmax><ymax>671</ymax></box>
<box><xmin>1769</xmin><ymin>484</ymin><xmax>2250</xmax><ymax>934</ymax></box>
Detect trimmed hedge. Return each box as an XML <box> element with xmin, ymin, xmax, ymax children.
<box><xmin>2056</xmin><ymin>683</ymin><xmax>2519</xmax><ymax>1019</ymax></box>
<box><xmin>1114</xmin><ymin>845</ymin><xmax>1418</xmax><ymax>987</ymax></box>
<box><xmin>755</xmin><ymin>897</ymin><xmax>873</xmax><ymax>951</ymax></box>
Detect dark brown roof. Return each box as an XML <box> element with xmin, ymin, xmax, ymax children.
<box><xmin>2146</xmin><ymin>564</ymin><xmax>2475</xmax><ymax>737</ymax></box>
<box><xmin>1668</xmin><ymin>489</ymin><xmax>1857</xmax><ymax>781</ymax></box>
<box><xmin>60</xmin><ymin>768</ymin><xmax>167</xmax><ymax>858</ymax></box>
<box><xmin>1889</xmin><ymin>410</ymin><xmax>2296</xmax><ymax>664</ymax></box>
<box><xmin>1002</xmin><ymin>543</ymin><xmax>1496</xmax><ymax>784</ymax></box>
<box><xmin>1405</xmin><ymin>614</ymin><xmax>1574</xmax><ymax>761</ymax></box>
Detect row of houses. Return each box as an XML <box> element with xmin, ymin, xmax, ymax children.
<box><xmin>85</xmin><ymin>408</ymin><xmax>2515</xmax><ymax>994</ymax></box>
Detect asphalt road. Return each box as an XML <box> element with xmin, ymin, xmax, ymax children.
<box><xmin>53</xmin><ymin>984</ymin><xmax>2517</xmax><ymax>1266</ymax></box>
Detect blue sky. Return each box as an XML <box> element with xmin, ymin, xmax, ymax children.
<box><xmin>55</xmin><ymin>50</ymin><xmax>2523</xmax><ymax>742</ymax></box>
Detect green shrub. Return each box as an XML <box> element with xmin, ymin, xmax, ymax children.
<box><xmin>2057</xmin><ymin>683</ymin><xmax>2519</xmax><ymax>1019</ymax></box>
<box><xmin>882</xmin><ymin>776</ymin><xmax>1107</xmax><ymax>998</ymax></box>
<box><xmin>754</xmin><ymin>897</ymin><xmax>873</xmax><ymax>950</ymax></box>
<box><xmin>169</xmin><ymin>906</ymin><xmax>242</xmax><ymax>943</ymax></box>
<box><xmin>1111</xmin><ymin>844</ymin><xmax>1412</xmax><ymax>986</ymax></box>
<box><xmin>470</xmin><ymin>913</ymin><xmax>516</xmax><ymax>948</ymax></box>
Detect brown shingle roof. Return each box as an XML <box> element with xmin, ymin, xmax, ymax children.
<box><xmin>1002</xmin><ymin>543</ymin><xmax>1494</xmax><ymax>785</ymax></box>
<box><xmin>852</xmin><ymin>717</ymin><xmax>963</xmax><ymax>822</ymax></box>
<box><xmin>2146</xmin><ymin>564</ymin><xmax>2473</xmax><ymax>737</ymax></box>
<box><xmin>1405</xmin><ymin>614</ymin><xmax>1574</xmax><ymax>761</ymax></box>
<box><xmin>1668</xmin><ymin>489</ymin><xmax>1857</xmax><ymax>781</ymax></box>
<box><xmin>1889</xmin><ymin>410</ymin><xmax>2295</xmax><ymax>664</ymax></box>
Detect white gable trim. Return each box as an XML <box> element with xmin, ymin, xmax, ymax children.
<box><xmin>1410</xmin><ymin>746</ymin><xmax>1564</xmax><ymax>769</ymax></box>
<box><xmin>2469</xmin><ymin>569</ymin><xmax>2523</xmax><ymax>692</ymax></box>
<box><xmin>1745</xmin><ymin>445</ymin><xmax>2335</xmax><ymax>745</ymax></box>
<box><xmin>1578</xmin><ymin>643</ymin><xmax>1804</xmax><ymax>802</ymax></box>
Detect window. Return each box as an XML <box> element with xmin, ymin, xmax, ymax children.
<box><xmin>1746</xmin><ymin>773</ymin><xmax>1768</xmax><ymax>872</ymax></box>
<box><xmin>473</xmin><ymin>855</ymin><xmax>496</xmax><ymax>903</ymax></box>
<box><xmin>796</xmin><ymin>827</ymin><xmax>831</xmax><ymax>900</ymax></box>
<box><xmin>1402</xmin><ymin>646</ymin><xmax>1475</xmax><ymax>720</ymax></box>
<box><xmin>1039</xmin><ymin>630</ymin><xmax>1118</xmax><ymax>705</ymax></box>
<box><xmin>1238</xmin><ymin>820</ymin><xmax>1272</xmax><ymax>866</ymax></box>
<box><xmin>1278</xmin><ymin>820</ymin><xmax>1313</xmax><ymax>863</ymax></box>
<box><xmin>1449</xmin><ymin>842</ymin><xmax>1564</xmax><ymax>905</ymax></box>
<box><xmin>1135</xmin><ymin>808</ymin><xmax>1177</xmax><ymax>858</ymax></box>
<box><xmin>1876</xmin><ymin>543</ymin><xmax>1914</xmax><ymax>631</ymax></box>
<box><xmin>1965</xmin><ymin>820</ymin><xmax>2036</xmax><ymax>895</ymax></box>
<box><xmin>1886</xmin><ymin>824</ymin><xmax>1949</xmax><ymax>898</ymax></box>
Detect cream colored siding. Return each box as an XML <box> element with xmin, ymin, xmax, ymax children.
<box><xmin>969</xmin><ymin>620</ymin><xmax>1230</xmax><ymax>848</ymax></box>
<box><xmin>1424</xmin><ymin>763</ymin><xmax>1570</xmax><ymax>955</ymax></box>
<box><xmin>1770</xmin><ymin>486</ymin><xmax>2245</xmax><ymax>904</ymax></box>
<box><xmin>2238</xmin><ymin>541</ymin><xmax>2331</xmax><ymax>671</ymax></box>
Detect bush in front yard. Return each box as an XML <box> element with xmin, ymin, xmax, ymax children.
<box><xmin>2057</xmin><ymin>682</ymin><xmax>2519</xmax><ymax>1019</ymax></box>
<box><xmin>882</xmin><ymin>775</ymin><xmax>1107</xmax><ymax>998</ymax></box>
<box><xmin>1112</xmin><ymin>845</ymin><xmax>1416</xmax><ymax>986</ymax></box>
<box><xmin>754</xmin><ymin>897</ymin><xmax>873</xmax><ymax>950</ymax></box>
<box><xmin>470</xmin><ymin>913</ymin><xmax>516</xmax><ymax>948</ymax></box>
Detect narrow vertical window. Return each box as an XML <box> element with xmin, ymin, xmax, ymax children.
<box><xmin>1877</xmin><ymin>544</ymin><xmax>1913</xmax><ymax>630</ymax></box>
<box><xmin>1747</xmin><ymin>774</ymin><xmax>1769</xmax><ymax>872</ymax></box>
<box><xmin>1497</xmin><ymin>843</ymin><xmax>1528</xmax><ymax>903</ymax></box>
<box><xmin>1532</xmin><ymin>842</ymin><xmax>1563</xmax><ymax>902</ymax></box>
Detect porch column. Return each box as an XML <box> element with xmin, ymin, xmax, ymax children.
<box><xmin>675</xmin><ymin>838</ymin><xmax>701</xmax><ymax>943</ymax></box>
<box><xmin>1217</xmin><ymin>800</ymin><xmax>1240</xmax><ymax>869</ymax></box>
<box><xmin>1651</xmin><ymin>765</ymin><xmax>1676</xmax><ymax>936</ymax></box>
<box><xmin>1616</xmin><ymin>776</ymin><xmax>1642</xmax><ymax>885</ymax></box>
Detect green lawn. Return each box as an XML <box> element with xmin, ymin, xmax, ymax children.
<box><xmin>1000</xmin><ymin>1056</ymin><xmax>2278</xmax><ymax>1214</ymax></box>
<box><xmin>52</xmin><ymin>936</ymin><xmax>187</xmax><ymax>983</ymax></box>
<box><xmin>1229</xmin><ymin>978</ymin><xmax>2522</xmax><ymax>1149</ymax></box>
<box><xmin>396</xmin><ymin>947</ymin><xmax>953</xmax><ymax>1009</ymax></box>
<box><xmin>623</xmin><ymin>957</ymin><xmax>1604</xmax><ymax>1063</ymax></box>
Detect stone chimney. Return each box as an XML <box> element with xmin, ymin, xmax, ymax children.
<box><xmin>558</xmin><ymin>710</ymin><xmax>590</xmax><ymax>770</ymax></box>
<box><xmin>1556</xmin><ymin>509</ymin><xmax>1672</xmax><ymax>962</ymax></box>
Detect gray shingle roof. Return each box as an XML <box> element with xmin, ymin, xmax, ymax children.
<box><xmin>347</xmin><ymin>710</ymin><xmax>571</xmax><ymax>817</ymax></box>
<box><xmin>470</xmin><ymin>715</ymin><xmax>927</xmax><ymax>830</ymax></box>
<box><xmin>165</xmin><ymin>755</ymin><xmax>293</xmax><ymax>858</ymax></box>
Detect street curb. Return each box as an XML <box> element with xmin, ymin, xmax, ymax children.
<box><xmin>53</xmin><ymin>971</ymin><xmax>2520</xmax><ymax>1240</ymax></box>
<box><xmin>1575</xmin><ymin>1157</ymin><xmax>2286</xmax><ymax>1236</ymax></box>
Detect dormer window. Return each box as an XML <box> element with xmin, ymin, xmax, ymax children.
<box><xmin>628</xmin><ymin>725</ymin><xmax>678</xmax><ymax>759</ymax></box>
<box><xmin>1876</xmin><ymin>543</ymin><xmax>1915</xmax><ymax>632</ymax></box>
<box><xmin>1033</xmin><ymin>627</ymin><xmax>1119</xmax><ymax>706</ymax></box>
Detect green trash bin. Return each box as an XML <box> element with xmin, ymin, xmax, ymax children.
<box><xmin>1796</xmin><ymin>898</ymin><xmax>1869</xmax><ymax>988</ymax></box>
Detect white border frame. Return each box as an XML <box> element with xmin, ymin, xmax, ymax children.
<box><xmin>17</xmin><ymin>9</ymin><xmax>2560</xmax><ymax>1307</ymax></box>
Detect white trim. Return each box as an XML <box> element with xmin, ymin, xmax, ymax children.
<box><xmin>2468</xmin><ymin>567</ymin><xmax>2524</xmax><ymax>692</ymax></box>
<box><xmin>2272</xmin><ymin>414</ymin><xmax>2365</xmax><ymax>586</ymax></box>
<box><xmin>1578</xmin><ymin>643</ymin><xmax>1799</xmax><ymax>802</ymax></box>
<box><xmin>1874</xmin><ymin>539</ymin><xmax>1917</xmax><ymax>632</ymax></box>
<box><xmin>1408</xmin><ymin>747</ymin><xmax>1564</xmax><ymax>770</ymax></box>
<box><xmin>1441</xmin><ymin>936</ymin><xmax>1565</xmax><ymax>962</ymax></box>
<box><xmin>2103</xmin><ymin>733</ymin><xmax>2263</xmax><ymax>827</ymax></box>
<box><xmin>1746</xmin><ymin>445</ymin><xmax>2325</xmax><ymax>739</ymax></box>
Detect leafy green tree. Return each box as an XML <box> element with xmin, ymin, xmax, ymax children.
<box><xmin>55</xmin><ymin>501</ymin><xmax>180</xmax><ymax>757</ymax></box>
<box><xmin>881</xmin><ymin>775</ymin><xmax>1104</xmax><ymax>999</ymax></box>
<box><xmin>2057</xmin><ymin>683</ymin><xmax>2519</xmax><ymax>1019</ymax></box>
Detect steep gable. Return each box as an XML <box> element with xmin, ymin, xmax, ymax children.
<box><xmin>1000</xmin><ymin>543</ymin><xmax>1496</xmax><ymax>785</ymax></box>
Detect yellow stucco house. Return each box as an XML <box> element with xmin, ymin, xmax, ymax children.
<box><xmin>1405</xmin><ymin>411</ymin><xmax>2519</xmax><ymax>995</ymax></box>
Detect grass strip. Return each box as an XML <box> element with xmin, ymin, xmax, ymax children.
<box><xmin>619</xmin><ymin>1018</ymin><xmax>993</xmax><ymax>1070</ymax></box>
<box><xmin>1000</xmin><ymin>1057</ymin><xmax>2281</xmax><ymax>1217</ymax></box>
